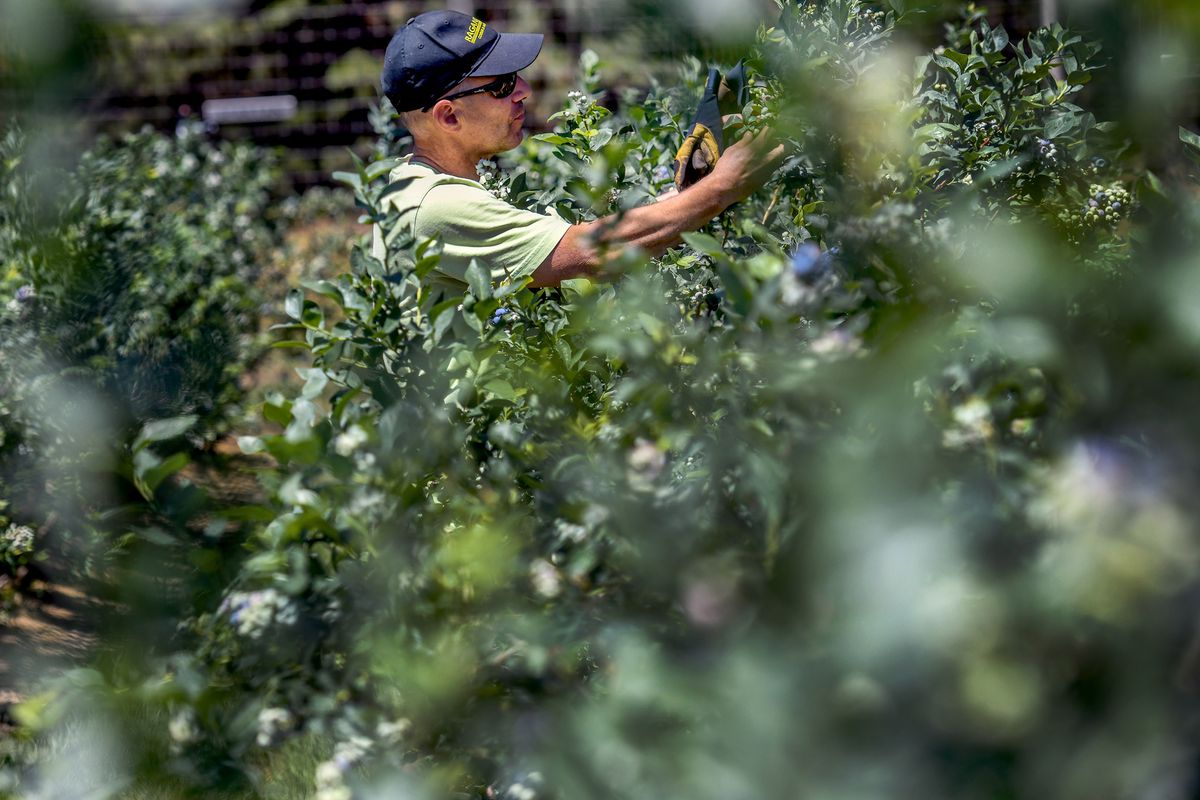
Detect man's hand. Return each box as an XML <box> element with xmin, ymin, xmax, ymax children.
<box><xmin>706</xmin><ymin>127</ymin><xmax>788</xmax><ymax>206</ymax></box>
<box><xmin>531</xmin><ymin>127</ymin><xmax>788</xmax><ymax>287</ymax></box>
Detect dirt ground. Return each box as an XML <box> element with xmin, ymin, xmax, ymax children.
<box><xmin>0</xmin><ymin>581</ymin><xmax>101</xmax><ymax>731</ymax></box>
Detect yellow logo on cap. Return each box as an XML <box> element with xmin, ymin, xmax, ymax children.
<box><xmin>465</xmin><ymin>18</ymin><xmax>486</xmax><ymax>43</ymax></box>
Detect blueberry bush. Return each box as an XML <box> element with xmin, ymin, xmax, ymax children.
<box><xmin>7</xmin><ymin>2</ymin><xmax>1200</xmax><ymax>799</ymax></box>
<box><xmin>0</xmin><ymin>123</ymin><xmax>277</xmax><ymax>625</ymax></box>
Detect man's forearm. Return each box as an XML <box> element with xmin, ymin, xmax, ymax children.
<box><xmin>530</xmin><ymin>125</ymin><xmax>789</xmax><ymax>287</ymax></box>
<box><xmin>529</xmin><ymin>174</ymin><xmax>738</xmax><ymax>287</ymax></box>
<box><xmin>594</xmin><ymin>175</ymin><xmax>737</xmax><ymax>256</ymax></box>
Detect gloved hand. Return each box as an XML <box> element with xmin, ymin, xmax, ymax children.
<box><xmin>673</xmin><ymin>61</ymin><xmax>748</xmax><ymax>191</ymax></box>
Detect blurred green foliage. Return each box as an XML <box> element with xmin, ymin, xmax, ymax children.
<box><xmin>5</xmin><ymin>1</ymin><xmax>1200</xmax><ymax>800</ymax></box>
<box><xmin>0</xmin><ymin>122</ymin><xmax>277</xmax><ymax>638</ymax></box>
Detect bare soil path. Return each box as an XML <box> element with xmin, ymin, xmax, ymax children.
<box><xmin>0</xmin><ymin>580</ymin><xmax>102</xmax><ymax>731</ymax></box>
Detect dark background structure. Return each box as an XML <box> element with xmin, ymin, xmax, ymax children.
<box><xmin>0</xmin><ymin>0</ymin><xmax>1060</xmax><ymax>188</ymax></box>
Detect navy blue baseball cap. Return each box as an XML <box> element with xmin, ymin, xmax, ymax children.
<box><xmin>381</xmin><ymin>11</ymin><xmax>544</xmax><ymax>112</ymax></box>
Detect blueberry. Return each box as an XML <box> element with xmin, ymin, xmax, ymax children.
<box><xmin>1111</xmin><ymin>202</ymin><xmax>1121</xmax><ymax>210</ymax></box>
<box><xmin>789</xmin><ymin>242</ymin><xmax>822</xmax><ymax>276</ymax></box>
<box><xmin>1088</xmin><ymin>199</ymin><xmax>1099</xmax><ymax>208</ymax></box>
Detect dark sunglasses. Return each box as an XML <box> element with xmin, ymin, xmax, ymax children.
<box><xmin>425</xmin><ymin>73</ymin><xmax>518</xmax><ymax>111</ymax></box>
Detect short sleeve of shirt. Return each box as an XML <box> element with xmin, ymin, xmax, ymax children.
<box><xmin>415</xmin><ymin>183</ymin><xmax>570</xmax><ymax>287</ymax></box>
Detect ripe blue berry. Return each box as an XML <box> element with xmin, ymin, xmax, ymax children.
<box><xmin>789</xmin><ymin>242</ymin><xmax>822</xmax><ymax>276</ymax></box>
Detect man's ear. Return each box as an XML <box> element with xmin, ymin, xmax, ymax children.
<box><xmin>430</xmin><ymin>100</ymin><xmax>461</xmax><ymax>131</ymax></box>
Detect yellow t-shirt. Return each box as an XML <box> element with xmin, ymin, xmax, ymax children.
<box><xmin>370</xmin><ymin>156</ymin><xmax>571</xmax><ymax>293</ymax></box>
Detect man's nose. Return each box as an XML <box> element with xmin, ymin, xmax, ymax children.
<box><xmin>512</xmin><ymin>74</ymin><xmax>532</xmax><ymax>103</ymax></box>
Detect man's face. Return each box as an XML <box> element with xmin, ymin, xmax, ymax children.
<box><xmin>446</xmin><ymin>73</ymin><xmax>532</xmax><ymax>157</ymax></box>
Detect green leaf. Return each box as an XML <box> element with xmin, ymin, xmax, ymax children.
<box><xmin>933</xmin><ymin>55</ymin><xmax>961</xmax><ymax>76</ymax></box>
<box><xmin>364</xmin><ymin>158</ymin><xmax>402</xmax><ymax>181</ymax></box>
<box><xmin>681</xmin><ymin>232</ymin><xmax>724</xmax><ymax>257</ymax></box>
<box><xmin>465</xmin><ymin>259</ymin><xmax>492</xmax><ymax>300</ymax></box>
<box><xmin>300</xmin><ymin>279</ymin><xmax>342</xmax><ymax>301</ymax></box>
<box><xmin>495</xmin><ymin>277</ymin><xmax>530</xmax><ymax>299</ymax></box>
<box><xmin>262</xmin><ymin>435</ymin><xmax>323</xmax><ymax>466</ymax></box>
<box><xmin>991</xmin><ymin>26</ymin><xmax>1009</xmax><ymax>53</ymax></box>
<box><xmin>1181</xmin><ymin>127</ymin><xmax>1200</xmax><ymax>165</ymax></box>
<box><xmin>237</xmin><ymin>436</ymin><xmax>266</xmax><ymax>454</ymax></box>
<box><xmin>482</xmin><ymin>379</ymin><xmax>517</xmax><ymax>401</ymax></box>
<box><xmin>301</xmin><ymin>300</ymin><xmax>324</xmax><ymax>329</ymax></box>
<box><xmin>942</xmin><ymin>50</ymin><xmax>970</xmax><ymax>70</ymax></box>
<box><xmin>716</xmin><ymin>263</ymin><xmax>753</xmax><ymax>316</ymax></box>
<box><xmin>339</xmin><ymin>287</ymin><xmax>370</xmax><ymax>314</ymax></box>
<box><xmin>976</xmin><ymin>157</ymin><xmax>1024</xmax><ymax>187</ymax></box>
<box><xmin>1142</xmin><ymin>170</ymin><xmax>1167</xmax><ymax>197</ymax></box>
<box><xmin>285</xmin><ymin>288</ymin><xmax>304</xmax><ymax>320</ymax></box>
<box><xmin>270</xmin><ymin>338</ymin><xmax>312</xmax><ymax>350</ymax></box>
<box><xmin>300</xmin><ymin>368</ymin><xmax>329</xmax><ymax>400</ymax></box>
<box><xmin>1044</xmin><ymin>112</ymin><xmax>1076</xmax><ymax>140</ymax></box>
<box><xmin>218</xmin><ymin>504</ymin><xmax>278</xmax><ymax>522</ymax></box>
<box><xmin>133</xmin><ymin>451</ymin><xmax>189</xmax><ymax>500</ymax></box>
<box><xmin>580</xmin><ymin>49</ymin><xmax>600</xmax><ymax>75</ymax></box>
<box><xmin>913</xmin><ymin>123</ymin><xmax>955</xmax><ymax>145</ymax></box>
<box><xmin>429</xmin><ymin>298</ymin><xmax>459</xmax><ymax>345</ymax></box>
<box><xmin>332</xmin><ymin>171</ymin><xmax>362</xmax><ymax>190</ymax></box>
<box><xmin>263</xmin><ymin>401</ymin><xmax>293</xmax><ymax>426</ymax></box>
<box><xmin>590</xmin><ymin>128</ymin><xmax>615</xmax><ymax>150</ymax></box>
<box><xmin>133</xmin><ymin>415</ymin><xmax>198</xmax><ymax>452</ymax></box>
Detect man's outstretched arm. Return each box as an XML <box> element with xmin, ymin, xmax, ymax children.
<box><xmin>529</xmin><ymin>129</ymin><xmax>786</xmax><ymax>287</ymax></box>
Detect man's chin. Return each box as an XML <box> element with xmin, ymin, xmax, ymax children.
<box><xmin>501</xmin><ymin>128</ymin><xmax>526</xmax><ymax>153</ymax></box>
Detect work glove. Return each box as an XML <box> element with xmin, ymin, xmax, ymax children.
<box><xmin>673</xmin><ymin>61</ymin><xmax>749</xmax><ymax>191</ymax></box>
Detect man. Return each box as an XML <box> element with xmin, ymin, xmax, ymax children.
<box><xmin>376</xmin><ymin>10</ymin><xmax>784</xmax><ymax>291</ymax></box>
